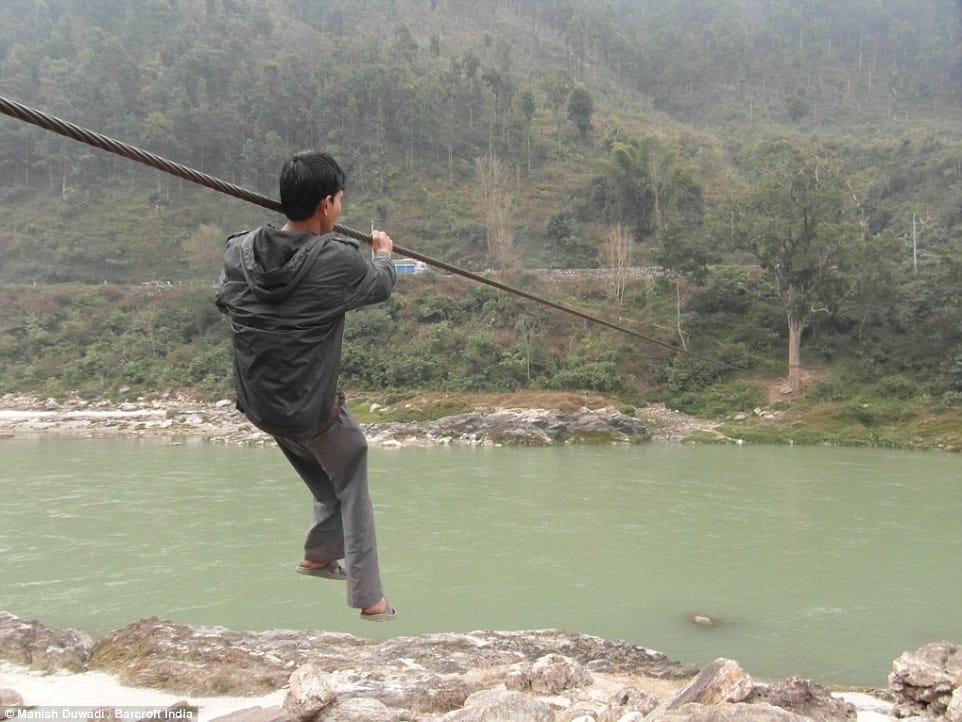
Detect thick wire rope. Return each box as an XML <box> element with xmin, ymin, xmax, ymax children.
<box><xmin>1</xmin><ymin>94</ymin><xmax>718</xmax><ymax>361</ymax></box>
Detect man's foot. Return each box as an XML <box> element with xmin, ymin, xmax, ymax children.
<box><xmin>360</xmin><ymin>597</ymin><xmax>397</xmax><ymax>622</ymax></box>
<box><xmin>295</xmin><ymin>559</ymin><xmax>347</xmax><ymax>580</ymax></box>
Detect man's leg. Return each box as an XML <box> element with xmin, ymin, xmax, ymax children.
<box><xmin>276</xmin><ymin>439</ymin><xmax>346</xmax><ymax>565</ymax></box>
<box><xmin>281</xmin><ymin>405</ymin><xmax>385</xmax><ymax>610</ymax></box>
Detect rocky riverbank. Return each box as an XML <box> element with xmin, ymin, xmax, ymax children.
<box><xmin>0</xmin><ymin>392</ymin><xmax>724</xmax><ymax>446</ymax></box>
<box><xmin>1</xmin><ymin>613</ymin><xmax>959</xmax><ymax>722</ymax></box>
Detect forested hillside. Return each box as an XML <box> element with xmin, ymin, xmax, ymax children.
<box><xmin>2</xmin><ymin>0</ymin><xmax>962</xmax><ymax>438</ymax></box>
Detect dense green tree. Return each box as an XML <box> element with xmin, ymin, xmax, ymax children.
<box><xmin>540</xmin><ymin>68</ymin><xmax>574</xmax><ymax>141</ymax></box>
<box><xmin>726</xmin><ymin>139</ymin><xmax>865</xmax><ymax>392</ymax></box>
<box><xmin>599</xmin><ymin>133</ymin><xmax>707</xmax><ymax>249</ymax></box>
<box><xmin>566</xmin><ymin>84</ymin><xmax>593</xmax><ymax>141</ymax></box>
<box><xmin>600</xmin><ymin>138</ymin><xmax>655</xmax><ymax>239</ymax></box>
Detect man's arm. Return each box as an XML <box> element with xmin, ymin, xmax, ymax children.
<box><xmin>342</xmin><ymin>229</ymin><xmax>397</xmax><ymax>310</ymax></box>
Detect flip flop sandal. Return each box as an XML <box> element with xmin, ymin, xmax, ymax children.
<box><xmin>360</xmin><ymin>600</ymin><xmax>397</xmax><ymax>622</ymax></box>
<box><xmin>295</xmin><ymin>560</ymin><xmax>347</xmax><ymax>580</ymax></box>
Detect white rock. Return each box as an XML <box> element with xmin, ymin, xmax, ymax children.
<box><xmin>283</xmin><ymin>663</ymin><xmax>336</xmax><ymax>722</ymax></box>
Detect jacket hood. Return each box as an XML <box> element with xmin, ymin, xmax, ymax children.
<box><xmin>239</xmin><ymin>226</ymin><xmax>322</xmax><ymax>303</ymax></box>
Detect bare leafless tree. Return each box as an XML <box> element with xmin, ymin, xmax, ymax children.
<box><xmin>475</xmin><ymin>154</ymin><xmax>515</xmax><ymax>271</ymax></box>
<box><xmin>601</xmin><ymin>223</ymin><xmax>633</xmax><ymax>309</ymax></box>
<box><xmin>184</xmin><ymin>223</ymin><xmax>227</xmax><ymax>278</ymax></box>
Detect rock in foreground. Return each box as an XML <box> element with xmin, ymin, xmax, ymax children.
<box><xmin>2</xmin><ymin>612</ymin><xmax>959</xmax><ymax>721</ymax></box>
<box><xmin>888</xmin><ymin>641</ymin><xmax>962</xmax><ymax>721</ymax></box>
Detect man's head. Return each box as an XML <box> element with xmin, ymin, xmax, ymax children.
<box><xmin>279</xmin><ymin>151</ymin><xmax>346</xmax><ymax>222</ymax></box>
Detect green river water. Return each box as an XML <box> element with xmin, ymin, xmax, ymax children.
<box><xmin>1</xmin><ymin>438</ymin><xmax>959</xmax><ymax>687</ymax></box>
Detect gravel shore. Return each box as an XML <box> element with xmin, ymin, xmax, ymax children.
<box><xmin>0</xmin><ymin>392</ymin><xmax>721</xmax><ymax>445</ymax></box>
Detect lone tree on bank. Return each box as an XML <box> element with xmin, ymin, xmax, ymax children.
<box><xmin>727</xmin><ymin>140</ymin><xmax>864</xmax><ymax>393</ymax></box>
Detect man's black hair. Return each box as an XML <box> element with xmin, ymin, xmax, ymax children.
<box><xmin>279</xmin><ymin>151</ymin><xmax>346</xmax><ymax>221</ymax></box>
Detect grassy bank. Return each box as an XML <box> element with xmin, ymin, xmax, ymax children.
<box><xmin>715</xmin><ymin>401</ymin><xmax>962</xmax><ymax>452</ymax></box>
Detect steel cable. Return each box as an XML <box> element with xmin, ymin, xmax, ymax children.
<box><xmin>0</xmin><ymin>94</ymin><xmax>710</xmax><ymax>359</ymax></box>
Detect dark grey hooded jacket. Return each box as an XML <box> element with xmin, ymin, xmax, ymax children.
<box><xmin>215</xmin><ymin>226</ymin><xmax>396</xmax><ymax>440</ymax></box>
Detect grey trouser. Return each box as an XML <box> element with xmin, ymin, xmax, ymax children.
<box><xmin>275</xmin><ymin>402</ymin><xmax>384</xmax><ymax>609</ymax></box>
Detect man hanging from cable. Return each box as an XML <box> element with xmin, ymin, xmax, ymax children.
<box><xmin>215</xmin><ymin>151</ymin><xmax>398</xmax><ymax>622</ymax></box>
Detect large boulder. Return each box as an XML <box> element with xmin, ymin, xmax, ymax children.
<box><xmin>87</xmin><ymin>616</ymin><xmax>369</xmax><ymax>695</ymax></box>
<box><xmin>440</xmin><ymin>689</ymin><xmax>555</xmax><ymax>722</ymax></box>
<box><xmin>746</xmin><ymin>676</ymin><xmax>856</xmax><ymax>721</ymax></box>
<box><xmin>315</xmin><ymin>697</ymin><xmax>399</xmax><ymax>722</ymax></box>
<box><xmin>505</xmin><ymin>653</ymin><xmax>593</xmax><ymax>695</ymax></box>
<box><xmin>282</xmin><ymin>663</ymin><xmax>337</xmax><ymax>722</ymax></box>
<box><xmin>0</xmin><ymin>688</ymin><xmax>24</xmax><ymax>708</ymax></box>
<box><xmin>655</xmin><ymin>702</ymin><xmax>814</xmax><ymax>721</ymax></box>
<box><xmin>0</xmin><ymin>611</ymin><xmax>93</xmax><ymax>672</ymax></box>
<box><xmin>888</xmin><ymin>641</ymin><xmax>962</xmax><ymax>720</ymax></box>
<box><xmin>652</xmin><ymin>658</ymin><xmax>754</xmax><ymax>714</ymax></box>
<box><xmin>650</xmin><ymin>659</ymin><xmax>855</xmax><ymax>722</ymax></box>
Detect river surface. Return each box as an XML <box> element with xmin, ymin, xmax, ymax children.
<box><xmin>1</xmin><ymin>438</ymin><xmax>959</xmax><ymax>687</ymax></box>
